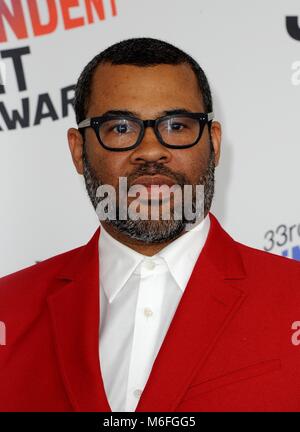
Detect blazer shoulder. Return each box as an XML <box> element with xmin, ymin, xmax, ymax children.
<box><xmin>235</xmin><ymin>240</ymin><xmax>300</xmax><ymax>294</ymax></box>
<box><xmin>0</xmin><ymin>243</ymin><xmax>85</xmax><ymax>298</ymax></box>
<box><xmin>236</xmin><ymin>240</ymin><xmax>300</xmax><ymax>270</ymax></box>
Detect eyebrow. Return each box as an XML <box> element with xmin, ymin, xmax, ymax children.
<box><xmin>100</xmin><ymin>108</ymin><xmax>193</xmax><ymax>118</ymax></box>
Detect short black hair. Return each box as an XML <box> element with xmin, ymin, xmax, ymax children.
<box><xmin>73</xmin><ymin>37</ymin><xmax>213</xmax><ymax>126</ymax></box>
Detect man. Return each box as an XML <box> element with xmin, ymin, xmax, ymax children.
<box><xmin>0</xmin><ymin>37</ymin><xmax>300</xmax><ymax>412</ymax></box>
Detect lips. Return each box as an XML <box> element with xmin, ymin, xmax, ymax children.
<box><xmin>130</xmin><ymin>175</ymin><xmax>176</xmax><ymax>188</ymax></box>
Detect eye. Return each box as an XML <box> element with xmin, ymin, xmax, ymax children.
<box><xmin>101</xmin><ymin>118</ymin><xmax>140</xmax><ymax>140</ymax></box>
<box><xmin>113</xmin><ymin>123</ymin><xmax>130</xmax><ymax>134</ymax></box>
<box><xmin>159</xmin><ymin>116</ymin><xmax>195</xmax><ymax>134</ymax></box>
<box><xmin>169</xmin><ymin>122</ymin><xmax>185</xmax><ymax>131</ymax></box>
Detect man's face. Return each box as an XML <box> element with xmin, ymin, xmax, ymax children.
<box><xmin>68</xmin><ymin>62</ymin><xmax>221</xmax><ymax>243</ymax></box>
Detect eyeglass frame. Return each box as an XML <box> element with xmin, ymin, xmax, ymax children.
<box><xmin>77</xmin><ymin>111</ymin><xmax>214</xmax><ymax>152</ymax></box>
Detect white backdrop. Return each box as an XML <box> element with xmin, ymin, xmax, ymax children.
<box><xmin>0</xmin><ymin>0</ymin><xmax>299</xmax><ymax>277</ymax></box>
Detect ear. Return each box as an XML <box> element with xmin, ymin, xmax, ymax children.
<box><xmin>210</xmin><ymin>121</ymin><xmax>221</xmax><ymax>166</ymax></box>
<box><xmin>67</xmin><ymin>128</ymin><xmax>84</xmax><ymax>174</ymax></box>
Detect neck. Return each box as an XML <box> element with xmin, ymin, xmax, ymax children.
<box><xmin>100</xmin><ymin>221</ymin><xmax>186</xmax><ymax>256</ymax></box>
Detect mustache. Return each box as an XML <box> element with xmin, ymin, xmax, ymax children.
<box><xmin>126</xmin><ymin>162</ymin><xmax>188</xmax><ymax>190</ymax></box>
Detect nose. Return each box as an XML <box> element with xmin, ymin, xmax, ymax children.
<box><xmin>129</xmin><ymin>125</ymin><xmax>172</xmax><ymax>165</ymax></box>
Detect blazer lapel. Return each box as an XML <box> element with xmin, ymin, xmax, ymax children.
<box><xmin>135</xmin><ymin>213</ymin><xmax>248</xmax><ymax>411</ymax></box>
<box><xmin>47</xmin><ymin>227</ymin><xmax>111</xmax><ymax>412</ymax></box>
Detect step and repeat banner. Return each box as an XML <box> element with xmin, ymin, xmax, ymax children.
<box><xmin>0</xmin><ymin>0</ymin><xmax>299</xmax><ymax>276</ymax></box>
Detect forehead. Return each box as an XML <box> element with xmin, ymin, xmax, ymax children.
<box><xmin>87</xmin><ymin>63</ymin><xmax>204</xmax><ymax>117</ymax></box>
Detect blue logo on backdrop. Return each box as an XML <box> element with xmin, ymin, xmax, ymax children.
<box><xmin>264</xmin><ymin>224</ymin><xmax>300</xmax><ymax>261</ymax></box>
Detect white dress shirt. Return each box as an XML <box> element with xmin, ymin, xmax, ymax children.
<box><xmin>99</xmin><ymin>215</ymin><xmax>211</xmax><ymax>412</ymax></box>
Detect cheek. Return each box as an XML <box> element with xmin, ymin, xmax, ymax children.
<box><xmin>85</xmin><ymin>131</ymin><xmax>129</xmax><ymax>186</ymax></box>
<box><xmin>91</xmin><ymin>153</ymin><xmax>128</xmax><ymax>187</ymax></box>
<box><xmin>177</xmin><ymin>145</ymin><xmax>210</xmax><ymax>182</ymax></box>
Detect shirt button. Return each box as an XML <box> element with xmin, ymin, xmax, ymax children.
<box><xmin>143</xmin><ymin>260</ymin><xmax>156</xmax><ymax>270</ymax></box>
<box><xmin>133</xmin><ymin>389</ymin><xmax>143</xmax><ymax>398</ymax></box>
<box><xmin>144</xmin><ymin>307</ymin><xmax>153</xmax><ymax>317</ymax></box>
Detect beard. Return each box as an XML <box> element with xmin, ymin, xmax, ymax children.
<box><xmin>82</xmin><ymin>143</ymin><xmax>215</xmax><ymax>244</ymax></box>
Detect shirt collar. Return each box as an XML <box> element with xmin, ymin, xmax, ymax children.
<box><xmin>99</xmin><ymin>214</ymin><xmax>211</xmax><ymax>303</ymax></box>
<box><xmin>158</xmin><ymin>215</ymin><xmax>210</xmax><ymax>291</ymax></box>
<box><xmin>99</xmin><ymin>224</ymin><xmax>145</xmax><ymax>303</ymax></box>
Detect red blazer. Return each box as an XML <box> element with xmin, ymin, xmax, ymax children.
<box><xmin>1</xmin><ymin>212</ymin><xmax>300</xmax><ymax>412</ymax></box>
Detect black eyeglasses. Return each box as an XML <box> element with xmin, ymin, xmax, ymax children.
<box><xmin>77</xmin><ymin>112</ymin><xmax>214</xmax><ymax>152</ymax></box>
